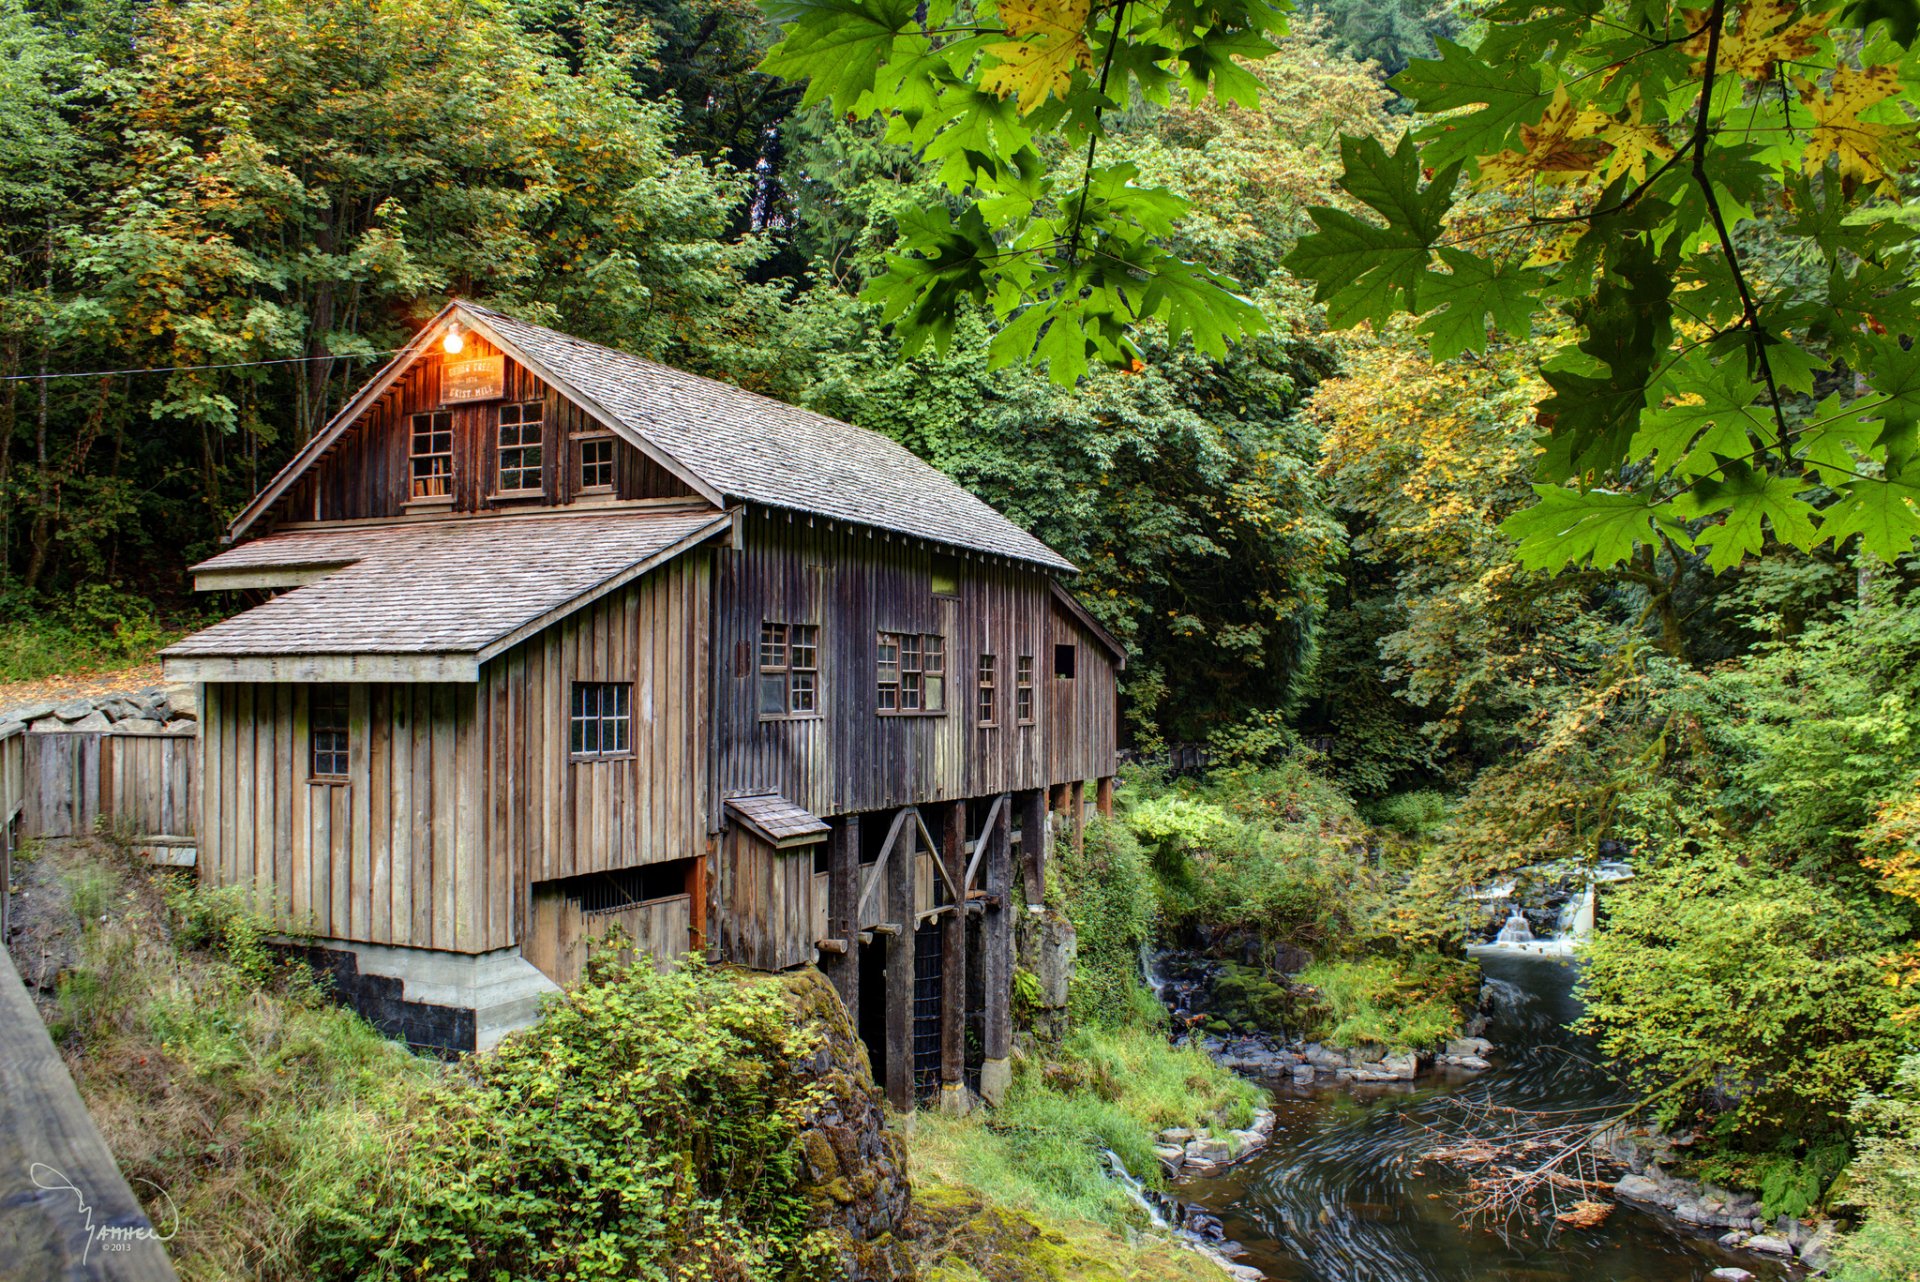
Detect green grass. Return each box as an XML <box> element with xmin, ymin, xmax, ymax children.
<box><xmin>908</xmin><ymin>1014</ymin><xmax>1262</xmax><ymax>1228</ymax></box>
<box><xmin>1295</xmin><ymin>954</ymin><xmax>1474</xmax><ymax>1051</ymax></box>
<box><xmin>0</xmin><ymin>586</ymin><xmax>192</xmax><ymax>684</ymax></box>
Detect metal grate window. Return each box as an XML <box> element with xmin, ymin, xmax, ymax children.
<box><xmin>758</xmin><ymin>621</ymin><xmax>819</xmax><ymax>717</ymax></box>
<box><xmin>409</xmin><ymin>411</ymin><xmax>453</xmax><ymax>499</ymax></box>
<box><xmin>878</xmin><ymin>632</ymin><xmax>944</xmax><ymax>714</ymax></box>
<box><xmin>570</xmin><ymin>682</ymin><xmax>631</xmax><ymax>758</ymax></box>
<box><xmin>497</xmin><ymin>401</ymin><xmax>544</xmax><ymax>493</ymax></box>
<box><xmin>1016</xmin><ymin>655</ymin><xmax>1034</xmax><ymax>723</ymax></box>
<box><xmin>977</xmin><ymin>653</ymin><xmax>997</xmax><ymax>726</ymax></box>
<box><xmin>912</xmin><ymin>920</ymin><xmax>944</xmax><ymax>1099</ymax></box>
<box><xmin>310</xmin><ymin>686</ymin><xmax>349</xmax><ymax>779</ymax></box>
<box><xmin>577</xmin><ymin>435</ymin><xmax>615</xmax><ymax>490</ymax></box>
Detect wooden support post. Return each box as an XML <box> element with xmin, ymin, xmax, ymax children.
<box><xmin>1070</xmin><ymin>779</ymin><xmax>1086</xmax><ymax>856</ymax></box>
<box><xmin>826</xmin><ymin>813</ymin><xmax>859</xmax><ymax>1015</ymax></box>
<box><xmin>1018</xmin><ymin>788</ymin><xmax>1049</xmax><ymax>909</ymax></box>
<box><xmin>1097</xmin><ymin>775</ymin><xmax>1115</xmax><ymax>818</ymax></box>
<box><xmin>884</xmin><ymin>809</ymin><xmax>915</xmax><ymax>1111</ymax></box>
<box><xmin>689</xmin><ymin>847</ymin><xmax>710</xmax><ymax>954</ymax></box>
<box><xmin>980</xmin><ymin>794</ymin><xmax>1013</xmax><ymax>1106</ymax></box>
<box><xmin>939</xmin><ymin>801</ymin><xmax>968</xmax><ymax>1113</ymax></box>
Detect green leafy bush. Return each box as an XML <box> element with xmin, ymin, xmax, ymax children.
<box><xmin>0</xmin><ymin>585</ymin><xmax>189</xmax><ymax>682</ymax></box>
<box><xmin>1367</xmin><ymin>789</ymin><xmax>1448</xmax><ymax>838</ymax></box>
<box><xmin>1294</xmin><ymin>954</ymin><xmax>1472</xmax><ymax>1051</ymax></box>
<box><xmin>312</xmin><ymin>952</ymin><xmax>833</xmax><ymax>1281</ymax></box>
<box><xmin>1051</xmin><ymin>816</ymin><xmax>1157</xmax><ymax>1027</ymax></box>
<box><xmin>1833</xmin><ymin>1055</ymin><xmax>1920</xmax><ymax>1282</ymax></box>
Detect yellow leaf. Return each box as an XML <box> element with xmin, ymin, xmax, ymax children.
<box><xmin>982</xmin><ymin>0</ymin><xmax>1093</xmax><ymax>114</ymax></box>
<box><xmin>1479</xmin><ymin>87</ymin><xmax>1609</xmax><ymax>187</ymax></box>
<box><xmin>1587</xmin><ymin>86</ymin><xmax>1677</xmax><ymax>186</ymax></box>
<box><xmin>1801</xmin><ymin>64</ymin><xmax>1918</xmax><ymax>192</ymax></box>
<box><xmin>1683</xmin><ymin>0</ymin><xmax>1832</xmax><ymax>80</ymax></box>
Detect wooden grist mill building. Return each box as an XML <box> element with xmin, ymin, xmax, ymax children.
<box><xmin>160</xmin><ymin>301</ymin><xmax>1121</xmax><ymax>1109</ymax></box>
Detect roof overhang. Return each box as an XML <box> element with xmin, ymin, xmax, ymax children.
<box><xmin>725</xmin><ymin>794</ymin><xmax>830</xmax><ymax>849</ymax></box>
<box><xmin>223</xmin><ymin>301</ymin><xmax>725</xmax><ymax>543</ymax></box>
<box><xmin>1049</xmin><ymin>581</ymin><xmax>1128</xmax><ymax>668</ymax></box>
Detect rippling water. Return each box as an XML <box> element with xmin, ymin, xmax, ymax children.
<box><xmin>1178</xmin><ymin>953</ymin><xmax>1797</xmax><ymax>1282</ymax></box>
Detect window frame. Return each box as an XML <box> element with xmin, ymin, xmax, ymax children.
<box><xmin>1054</xmin><ymin>643</ymin><xmax>1078</xmax><ymax>680</ymax></box>
<box><xmin>495</xmin><ymin>400</ymin><xmax>546</xmax><ymax>497</ymax></box>
<box><xmin>574</xmin><ymin>431</ymin><xmax>616</xmax><ymax>494</ymax></box>
<box><xmin>977</xmin><ymin>652</ymin><xmax>997</xmax><ymax>727</ymax></box>
<box><xmin>569</xmin><ymin>681</ymin><xmax>633</xmax><ymax>761</ymax></box>
<box><xmin>407</xmin><ymin>410</ymin><xmax>454</xmax><ymax>503</ymax></box>
<box><xmin>1016</xmin><ymin>655</ymin><xmax>1035</xmax><ymax>724</ymax></box>
<box><xmin>877</xmin><ymin>631</ymin><xmax>946</xmax><ymax>716</ymax></box>
<box><xmin>757</xmin><ymin>621</ymin><xmax>821</xmax><ymax>720</ymax></box>
<box><xmin>309</xmin><ymin>685</ymin><xmax>350</xmax><ymax>782</ymax></box>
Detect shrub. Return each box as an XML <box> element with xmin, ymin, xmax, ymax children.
<box><xmin>1833</xmin><ymin>1055</ymin><xmax>1920</xmax><ymax>1282</ymax></box>
<box><xmin>1052</xmin><ymin>817</ymin><xmax>1157</xmax><ymax>1027</ymax></box>
<box><xmin>1294</xmin><ymin>954</ymin><xmax>1473</xmax><ymax>1051</ymax></box>
<box><xmin>311</xmin><ymin>952</ymin><xmax>834</xmax><ymax>1281</ymax></box>
<box><xmin>1368</xmin><ymin>789</ymin><xmax>1449</xmax><ymax>838</ymax></box>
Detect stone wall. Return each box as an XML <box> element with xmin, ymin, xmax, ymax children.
<box><xmin>781</xmin><ymin>967</ymin><xmax>916</xmax><ymax>1281</ymax></box>
<box><xmin>1</xmin><ymin>685</ymin><xmax>197</xmax><ymax>736</ymax></box>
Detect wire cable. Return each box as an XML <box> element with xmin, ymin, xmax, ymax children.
<box><xmin>0</xmin><ymin>350</ymin><xmax>403</xmax><ymax>383</ymax></box>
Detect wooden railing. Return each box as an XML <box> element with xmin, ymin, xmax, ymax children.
<box><xmin>1</xmin><ymin>722</ymin><xmax>23</xmax><ymax>941</ymax></box>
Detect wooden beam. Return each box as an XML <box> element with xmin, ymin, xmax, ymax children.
<box><xmin>857</xmin><ymin>807</ymin><xmax>914</xmax><ymax>922</ymax></box>
<box><xmin>1097</xmin><ymin>775</ymin><xmax>1115</xmax><ymax>818</ymax></box>
<box><xmin>964</xmin><ymin>793</ymin><xmax>1008</xmax><ymax>892</ymax></box>
<box><xmin>1070</xmin><ymin>780</ymin><xmax>1086</xmax><ymax>856</ymax></box>
<box><xmin>162</xmin><ymin>653</ymin><xmax>480</xmax><ymax>683</ymax></box>
<box><xmin>981</xmin><ymin>794</ymin><xmax>1013</xmax><ymax>1104</ymax></box>
<box><xmin>911</xmin><ymin>806</ymin><xmax>964</xmax><ymax>904</ymax></box>
<box><xmin>826</xmin><ymin>814</ymin><xmax>859</xmax><ymax>1014</ymax></box>
<box><xmin>940</xmin><ymin>801</ymin><xmax>967</xmax><ymax>1103</ymax></box>
<box><xmin>884</xmin><ymin>808</ymin><xmax>915</xmax><ymax>1111</ymax></box>
<box><xmin>0</xmin><ymin>954</ymin><xmax>180</xmax><ymax>1281</ymax></box>
<box><xmin>1018</xmin><ymin>788</ymin><xmax>1049</xmax><ymax>909</ymax></box>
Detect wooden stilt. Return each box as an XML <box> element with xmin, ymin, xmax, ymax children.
<box><xmin>689</xmin><ymin>845</ymin><xmax>709</xmax><ymax>954</ymax></box>
<box><xmin>939</xmin><ymin>801</ymin><xmax>967</xmax><ymax>1110</ymax></box>
<box><xmin>1070</xmin><ymin>779</ymin><xmax>1086</xmax><ymax>856</ymax></box>
<box><xmin>826</xmin><ymin>813</ymin><xmax>859</xmax><ymax>1014</ymax></box>
<box><xmin>1018</xmin><ymin>788</ymin><xmax>1049</xmax><ymax>908</ymax></box>
<box><xmin>980</xmin><ymin>793</ymin><xmax>1013</xmax><ymax>1105</ymax></box>
<box><xmin>884</xmin><ymin>809</ymin><xmax>914</xmax><ymax>1111</ymax></box>
<box><xmin>1096</xmin><ymin>775</ymin><xmax>1115</xmax><ymax>818</ymax></box>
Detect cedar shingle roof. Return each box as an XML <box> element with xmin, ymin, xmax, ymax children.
<box><xmin>725</xmin><ymin>794</ymin><xmax>831</xmax><ymax>847</ymax></box>
<box><xmin>164</xmin><ymin>509</ymin><xmax>728</xmax><ymax>660</ymax></box>
<box><xmin>459</xmin><ymin>304</ymin><xmax>1076</xmax><ymax>573</ymax></box>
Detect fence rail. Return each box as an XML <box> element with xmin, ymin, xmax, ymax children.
<box><xmin>22</xmin><ymin>730</ymin><xmax>198</xmax><ymax>863</ymax></box>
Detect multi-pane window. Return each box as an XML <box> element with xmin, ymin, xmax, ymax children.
<box><xmin>977</xmin><ymin>653</ymin><xmax>997</xmax><ymax>726</ymax></box>
<box><xmin>497</xmin><ymin>401</ymin><xmax>545</xmax><ymax>493</ymax></box>
<box><xmin>877</xmin><ymin>632</ymin><xmax>945</xmax><ymax>713</ymax></box>
<box><xmin>758</xmin><ymin>621</ymin><xmax>820</xmax><ymax>717</ymax></box>
<box><xmin>409</xmin><ymin>411</ymin><xmax>453</xmax><ymax>499</ymax></box>
<box><xmin>310</xmin><ymin>686</ymin><xmax>349</xmax><ymax>779</ymax></box>
<box><xmin>1016</xmin><ymin>655</ymin><xmax>1035</xmax><ymax>724</ymax></box>
<box><xmin>577</xmin><ymin>435</ymin><xmax>615</xmax><ymax>491</ymax></box>
<box><xmin>570</xmin><ymin>682</ymin><xmax>631</xmax><ymax>758</ymax></box>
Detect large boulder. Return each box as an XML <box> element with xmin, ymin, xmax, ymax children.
<box><xmin>780</xmin><ymin>968</ymin><xmax>915</xmax><ymax>1281</ymax></box>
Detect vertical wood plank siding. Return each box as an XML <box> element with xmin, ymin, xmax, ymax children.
<box><xmin>279</xmin><ymin>337</ymin><xmax>691</xmax><ymax>525</ymax></box>
<box><xmin>199</xmin><ymin>682</ymin><xmax>492</xmax><ymax>952</ymax></box>
<box><xmin>713</xmin><ymin>513</ymin><xmax>1119</xmax><ymax>818</ymax></box>
<box><xmin>21</xmin><ymin>732</ymin><xmax>197</xmax><ymax>842</ymax></box>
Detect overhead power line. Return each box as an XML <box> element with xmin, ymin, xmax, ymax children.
<box><xmin>0</xmin><ymin>350</ymin><xmax>403</xmax><ymax>383</ymax></box>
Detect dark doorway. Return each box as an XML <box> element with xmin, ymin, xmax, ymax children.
<box><xmin>858</xmin><ymin>939</ymin><xmax>889</xmax><ymax>1086</ymax></box>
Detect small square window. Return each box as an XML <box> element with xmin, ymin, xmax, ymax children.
<box><xmin>577</xmin><ymin>435</ymin><xmax>615</xmax><ymax>490</ymax></box>
<box><xmin>310</xmin><ymin>685</ymin><xmax>350</xmax><ymax>779</ymax></box>
<box><xmin>570</xmin><ymin>682</ymin><xmax>631</xmax><ymax>758</ymax></box>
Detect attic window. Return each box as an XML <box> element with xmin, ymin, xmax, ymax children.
<box><xmin>1054</xmin><ymin>643</ymin><xmax>1077</xmax><ymax>680</ymax></box>
<box><xmin>576</xmin><ymin>434</ymin><xmax>615</xmax><ymax>492</ymax></box>
<box><xmin>932</xmin><ymin>553</ymin><xmax>961</xmax><ymax>596</ymax></box>
<box><xmin>497</xmin><ymin>401</ymin><xmax>545</xmax><ymax>494</ymax></box>
<box><xmin>409</xmin><ymin>411</ymin><xmax>453</xmax><ymax>500</ymax></box>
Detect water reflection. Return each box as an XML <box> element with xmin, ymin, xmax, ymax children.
<box><xmin>1179</xmin><ymin>953</ymin><xmax>1796</xmax><ymax>1282</ymax></box>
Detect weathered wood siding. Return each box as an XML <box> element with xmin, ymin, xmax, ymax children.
<box><xmin>714</xmin><ymin>511</ymin><xmax>1119</xmax><ymax>817</ymax></box>
<box><xmin>522</xmin><ymin>886</ymin><xmax>693</xmax><ymax>985</ymax></box>
<box><xmin>276</xmin><ymin>336</ymin><xmax>692</xmax><ymax>526</ymax></box>
<box><xmin>199</xmin><ymin>683</ymin><xmax>496</xmax><ymax>952</ymax></box>
<box><xmin>720</xmin><ymin>826</ymin><xmax>826</xmax><ymax>971</ymax></box>
<box><xmin>21</xmin><ymin>731</ymin><xmax>197</xmax><ymax>845</ymax></box>
<box><xmin>1</xmin><ymin>723</ymin><xmax>21</xmax><ymax>943</ymax></box>
<box><xmin>480</xmin><ymin>551</ymin><xmax>713</xmax><ymax>941</ymax></box>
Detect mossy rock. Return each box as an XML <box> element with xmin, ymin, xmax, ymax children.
<box><xmin>911</xmin><ymin>1184</ymin><xmax>1230</xmax><ymax>1282</ymax></box>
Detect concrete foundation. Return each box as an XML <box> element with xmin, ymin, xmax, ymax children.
<box><xmin>294</xmin><ymin>939</ymin><xmax>560</xmax><ymax>1053</ymax></box>
<box><xmin>978</xmin><ymin>1056</ymin><xmax>1011</xmax><ymax>1107</ymax></box>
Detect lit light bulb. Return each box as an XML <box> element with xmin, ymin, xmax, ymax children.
<box><xmin>443</xmin><ymin>323</ymin><xmax>464</xmax><ymax>355</ymax></box>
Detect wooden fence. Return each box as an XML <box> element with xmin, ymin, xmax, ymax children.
<box><xmin>22</xmin><ymin>730</ymin><xmax>198</xmax><ymax>864</ymax></box>
<box><xmin>1</xmin><ymin>723</ymin><xmax>23</xmax><ymax>941</ymax></box>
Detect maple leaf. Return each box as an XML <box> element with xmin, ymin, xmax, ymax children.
<box><xmin>1819</xmin><ymin>462</ymin><xmax>1920</xmax><ymax>560</ymax></box>
<box><xmin>1633</xmin><ymin>349</ymin><xmax>1773</xmax><ymax>476</ymax></box>
<box><xmin>1683</xmin><ymin>0</ymin><xmax>1833</xmax><ymax>80</ymax></box>
<box><xmin>1478</xmin><ymin>87</ymin><xmax>1610</xmax><ymax>188</ymax></box>
<box><xmin>981</xmin><ymin>0</ymin><xmax>1094</xmax><ymax>114</ymax></box>
<box><xmin>759</xmin><ymin>0</ymin><xmax>926</xmax><ymax>110</ymax></box>
<box><xmin>1795</xmin><ymin>392</ymin><xmax>1885</xmax><ymax>485</ymax></box>
<box><xmin>1800</xmin><ymin>64</ymin><xmax>1919</xmax><ymax>191</ymax></box>
<box><xmin>1416</xmin><ymin>248</ymin><xmax>1539</xmax><ymax>360</ymax></box>
<box><xmin>1501</xmin><ymin>485</ymin><xmax>1694</xmax><ymax>571</ymax></box>
<box><xmin>1588</xmin><ymin>87</ymin><xmax>1679</xmax><ymax>187</ymax></box>
<box><xmin>1672</xmin><ymin>462</ymin><xmax>1819</xmax><ymax>570</ymax></box>
<box><xmin>1394</xmin><ymin>37</ymin><xmax>1550</xmax><ymax>170</ymax></box>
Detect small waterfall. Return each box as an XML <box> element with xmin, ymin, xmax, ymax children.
<box><xmin>1495</xmin><ymin>910</ymin><xmax>1535</xmax><ymax>944</ymax></box>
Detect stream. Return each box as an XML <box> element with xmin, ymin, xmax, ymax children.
<box><xmin>1175</xmin><ymin>952</ymin><xmax>1798</xmax><ymax>1282</ymax></box>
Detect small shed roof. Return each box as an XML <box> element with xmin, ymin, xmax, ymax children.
<box><xmin>725</xmin><ymin>794</ymin><xmax>831</xmax><ymax>848</ymax></box>
<box><xmin>162</xmin><ymin>508</ymin><xmax>731</xmax><ymax>681</ymax></box>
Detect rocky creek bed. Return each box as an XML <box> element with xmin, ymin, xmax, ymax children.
<box><xmin>1144</xmin><ymin>949</ymin><xmax>1818</xmax><ymax>1282</ymax></box>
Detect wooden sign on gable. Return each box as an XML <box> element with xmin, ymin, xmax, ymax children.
<box><xmin>443</xmin><ymin>355</ymin><xmax>505</xmax><ymax>403</ymax></box>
